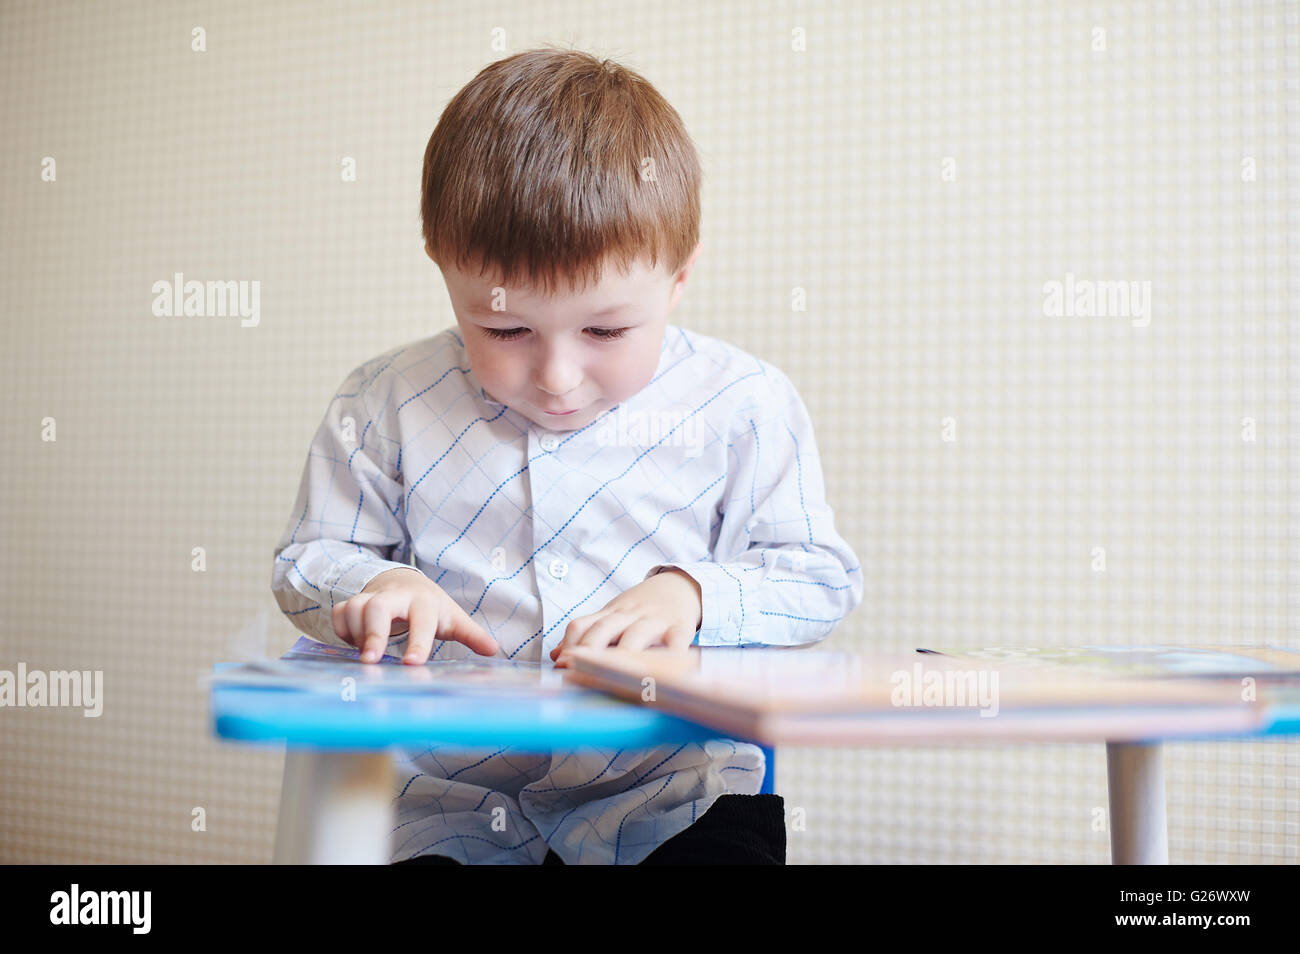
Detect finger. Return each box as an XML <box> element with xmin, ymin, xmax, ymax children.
<box><xmin>569</xmin><ymin>612</ymin><xmax>633</xmax><ymax>653</ymax></box>
<box><xmin>438</xmin><ymin>601</ymin><xmax>499</xmax><ymax>657</ymax></box>
<box><xmin>664</xmin><ymin>622</ymin><xmax>696</xmax><ymax>652</ymax></box>
<box><xmin>402</xmin><ymin>596</ymin><xmax>438</xmax><ymax>665</ymax></box>
<box><xmin>331</xmin><ymin>599</ymin><xmax>358</xmax><ymax>646</ymax></box>
<box><xmin>615</xmin><ymin>619</ymin><xmax>668</xmax><ymax>653</ymax></box>
<box><xmin>341</xmin><ymin>593</ymin><xmax>375</xmax><ymax>648</ymax></box>
<box><xmin>359</xmin><ymin>593</ymin><xmax>401</xmax><ymax>663</ymax></box>
<box><xmin>553</xmin><ymin>613</ymin><xmax>633</xmax><ymax>669</ymax></box>
<box><xmin>551</xmin><ymin>612</ymin><xmax>603</xmax><ymax>661</ymax></box>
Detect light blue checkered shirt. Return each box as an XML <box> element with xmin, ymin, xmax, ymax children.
<box><xmin>271</xmin><ymin>323</ymin><xmax>863</xmax><ymax>864</ymax></box>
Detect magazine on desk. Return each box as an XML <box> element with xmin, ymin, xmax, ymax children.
<box><xmin>210</xmin><ymin>635</ymin><xmax>573</xmax><ymax>696</ymax></box>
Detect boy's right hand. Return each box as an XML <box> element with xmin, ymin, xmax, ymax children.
<box><xmin>332</xmin><ymin>567</ymin><xmax>500</xmax><ymax>664</ymax></box>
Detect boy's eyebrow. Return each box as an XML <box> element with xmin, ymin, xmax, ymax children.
<box><xmin>466</xmin><ymin>303</ymin><xmax>632</xmax><ymax>318</ymax></box>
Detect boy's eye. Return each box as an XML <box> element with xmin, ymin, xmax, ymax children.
<box><xmin>481</xmin><ymin>327</ymin><xmax>526</xmax><ymax>340</ymax></box>
<box><xmin>480</xmin><ymin>327</ymin><xmax>629</xmax><ymax>341</ymax></box>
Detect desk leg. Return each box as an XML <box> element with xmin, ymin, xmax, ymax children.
<box><xmin>273</xmin><ymin>748</ymin><xmax>394</xmax><ymax>864</ymax></box>
<box><xmin>1106</xmin><ymin>741</ymin><xmax>1169</xmax><ymax>865</ymax></box>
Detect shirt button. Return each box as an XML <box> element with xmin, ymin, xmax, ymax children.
<box><xmin>539</xmin><ymin>433</ymin><xmax>559</xmax><ymax>452</ymax></box>
<box><xmin>548</xmin><ymin>558</ymin><xmax>569</xmax><ymax>580</ymax></box>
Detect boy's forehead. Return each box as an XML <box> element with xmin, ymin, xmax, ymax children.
<box><xmin>444</xmin><ymin>255</ymin><xmax>667</xmax><ymax>305</ymax></box>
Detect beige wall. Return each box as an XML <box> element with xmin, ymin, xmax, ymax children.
<box><xmin>1</xmin><ymin>0</ymin><xmax>1295</xmax><ymax>863</ymax></box>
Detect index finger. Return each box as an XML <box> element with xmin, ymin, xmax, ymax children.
<box><xmin>438</xmin><ymin>602</ymin><xmax>499</xmax><ymax>657</ymax></box>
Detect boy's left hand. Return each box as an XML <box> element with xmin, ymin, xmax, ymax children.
<box><xmin>550</xmin><ymin>568</ymin><xmax>702</xmax><ymax>668</ymax></box>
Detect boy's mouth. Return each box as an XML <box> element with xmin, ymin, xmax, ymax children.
<box><xmin>537</xmin><ymin>399</ymin><xmax>585</xmax><ymax>415</ymax></box>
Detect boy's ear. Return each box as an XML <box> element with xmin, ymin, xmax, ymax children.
<box><xmin>681</xmin><ymin>240</ymin><xmax>702</xmax><ymax>275</ymax></box>
<box><xmin>666</xmin><ymin>240</ymin><xmax>702</xmax><ymax>313</ymax></box>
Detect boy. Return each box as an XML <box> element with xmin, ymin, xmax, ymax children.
<box><xmin>271</xmin><ymin>47</ymin><xmax>863</xmax><ymax>865</ymax></box>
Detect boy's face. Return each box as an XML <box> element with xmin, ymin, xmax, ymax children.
<box><xmin>433</xmin><ymin>242</ymin><xmax>701</xmax><ymax>432</ymax></box>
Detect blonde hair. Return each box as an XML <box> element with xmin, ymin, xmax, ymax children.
<box><xmin>421</xmin><ymin>47</ymin><xmax>701</xmax><ymax>296</ymax></box>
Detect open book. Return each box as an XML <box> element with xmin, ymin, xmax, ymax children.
<box><xmin>209</xmin><ymin>635</ymin><xmax>572</xmax><ymax>696</ymax></box>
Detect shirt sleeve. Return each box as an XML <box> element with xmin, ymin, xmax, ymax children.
<box><xmin>270</xmin><ymin>352</ymin><xmax>416</xmax><ymax>650</ymax></box>
<box><xmin>644</xmin><ymin>363</ymin><xmax>864</xmax><ymax>647</ymax></box>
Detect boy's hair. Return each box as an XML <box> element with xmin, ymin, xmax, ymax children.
<box><xmin>421</xmin><ymin>47</ymin><xmax>701</xmax><ymax>296</ymax></box>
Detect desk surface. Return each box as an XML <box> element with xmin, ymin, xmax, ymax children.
<box><xmin>210</xmin><ymin>666</ymin><xmax>725</xmax><ymax>751</ymax></box>
<box><xmin>210</xmin><ymin>662</ymin><xmax>1300</xmax><ymax>751</ymax></box>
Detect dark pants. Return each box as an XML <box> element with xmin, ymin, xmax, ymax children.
<box><xmin>393</xmin><ymin>793</ymin><xmax>786</xmax><ymax>865</ymax></box>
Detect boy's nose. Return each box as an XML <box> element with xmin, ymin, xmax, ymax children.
<box><xmin>533</xmin><ymin>360</ymin><xmax>582</xmax><ymax>399</ymax></box>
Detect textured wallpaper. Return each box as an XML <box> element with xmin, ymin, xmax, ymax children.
<box><xmin>1</xmin><ymin>0</ymin><xmax>1295</xmax><ymax>864</ymax></box>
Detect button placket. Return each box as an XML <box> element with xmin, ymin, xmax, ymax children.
<box><xmin>529</xmin><ymin>427</ymin><xmax>573</xmax><ymax>660</ymax></box>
